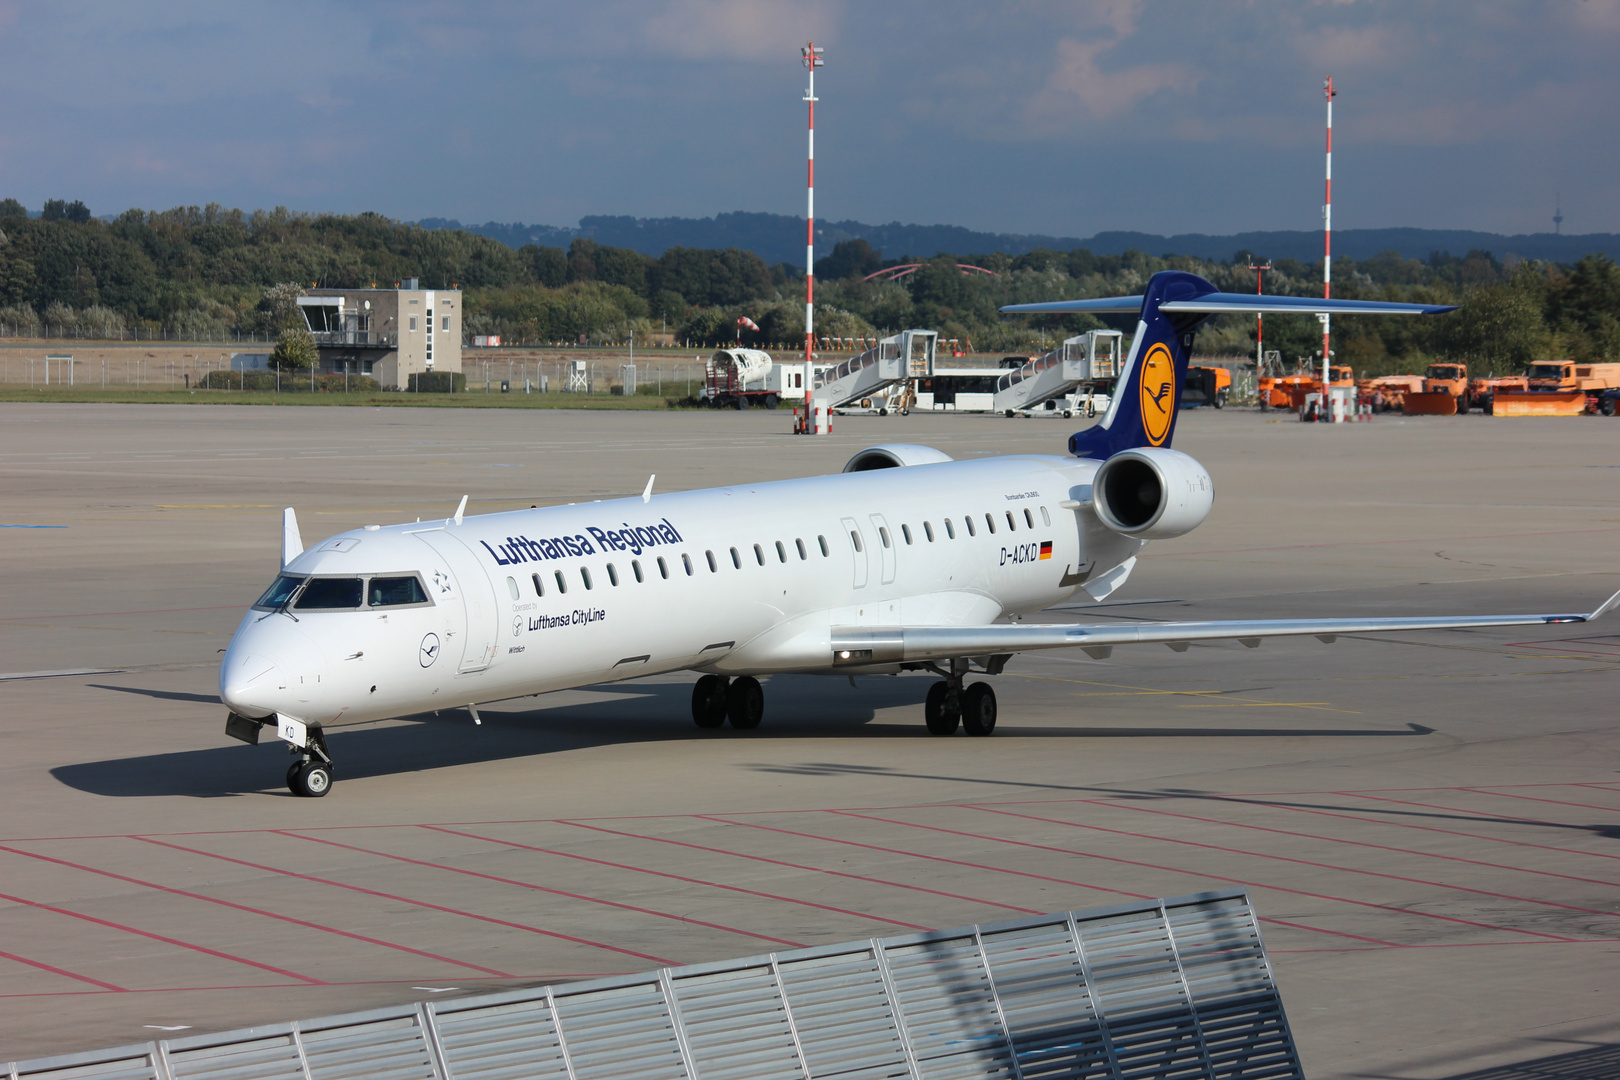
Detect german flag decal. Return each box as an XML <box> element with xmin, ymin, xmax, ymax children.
<box><xmin>1039</xmin><ymin>541</ymin><xmax>1053</xmax><ymax>560</ymax></box>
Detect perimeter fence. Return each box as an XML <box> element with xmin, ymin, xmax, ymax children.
<box><xmin>6</xmin><ymin>889</ymin><xmax>1303</xmax><ymax>1080</ymax></box>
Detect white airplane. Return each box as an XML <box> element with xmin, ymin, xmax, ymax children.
<box><xmin>220</xmin><ymin>270</ymin><xmax>1620</xmax><ymax>795</ymax></box>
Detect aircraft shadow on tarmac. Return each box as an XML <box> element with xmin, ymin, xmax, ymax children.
<box><xmin>58</xmin><ymin>674</ymin><xmax>1446</xmax><ymax>800</ymax></box>
<box><xmin>1427</xmin><ymin>1039</ymin><xmax>1620</xmax><ymax>1080</ymax></box>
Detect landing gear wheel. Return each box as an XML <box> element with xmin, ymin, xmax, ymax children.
<box><xmin>286</xmin><ymin>761</ymin><xmax>305</xmax><ymax>793</ymax></box>
<box><xmin>291</xmin><ymin>761</ymin><xmax>332</xmax><ymax>797</ymax></box>
<box><xmin>924</xmin><ymin>681</ymin><xmax>959</xmax><ymax>735</ymax></box>
<box><xmin>962</xmin><ymin>682</ymin><xmax>997</xmax><ymax>736</ymax></box>
<box><xmin>727</xmin><ymin>676</ymin><xmax>764</xmax><ymax>729</ymax></box>
<box><xmin>692</xmin><ymin>674</ymin><xmax>729</xmax><ymax>728</ymax></box>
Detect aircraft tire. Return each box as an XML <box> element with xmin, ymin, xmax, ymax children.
<box><xmin>727</xmin><ymin>676</ymin><xmax>764</xmax><ymax>729</ymax></box>
<box><xmin>692</xmin><ymin>675</ymin><xmax>728</xmax><ymax>728</ymax></box>
<box><xmin>962</xmin><ymin>682</ymin><xmax>997</xmax><ymax>736</ymax></box>
<box><xmin>292</xmin><ymin>761</ymin><xmax>333</xmax><ymax>798</ymax></box>
<box><xmin>286</xmin><ymin>761</ymin><xmax>304</xmax><ymax>793</ymax></box>
<box><xmin>924</xmin><ymin>681</ymin><xmax>959</xmax><ymax>735</ymax></box>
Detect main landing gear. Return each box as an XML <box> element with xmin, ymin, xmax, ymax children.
<box><xmin>692</xmin><ymin>674</ymin><xmax>764</xmax><ymax>730</ymax></box>
<box><xmin>922</xmin><ymin>658</ymin><xmax>997</xmax><ymax>736</ymax></box>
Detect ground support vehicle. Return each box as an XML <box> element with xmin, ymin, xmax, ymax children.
<box><xmin>1468</xmin><ymin>375</ymin><xmax>1528</xmax><ymax>413</ymax></box>
<box><xmin>1182</xmin><ymin>365</ymin><xmax>1232</xmax><ymax>409</ymax></box>
<box><xmin>1421</xmin><ymin>361</ymin><xmax>1471</xmax><ymax>412</ymax></box>
<box><xmin>1358</xmin><ymin>374</ymin><xmax>1425</xmax><ymax>412</ymax></box>
<box><xmin>1492</xmin><ymin>361</ymin><xmax>1620</xmax><ymax>416</ymax></box>
<box><xmin>1286</xmin><ymin>365</ymin><xmax>1355</xmax><ymax>413</ymax></box>
<box><xmin>702</xmin><ymin>348</ymin><xmax>809</xmax><ymax>409</ymax></box>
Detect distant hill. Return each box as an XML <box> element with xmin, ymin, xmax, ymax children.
<box><xmin>418</xmin><ymin>213</ymin><xmax>1620</xmax><ymax>267</ymax></box>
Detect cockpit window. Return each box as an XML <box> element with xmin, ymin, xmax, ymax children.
<box><xmin>369</xmin><ymin>576</ymin><xmax>428</xmax><ymax>607</ymax></box>
<box><xmin>295</xmin><ymin>577</ymin><xmax>363</xmax><ymax>609</ymax></box>
<box><xmin>255</xmin><ymin>575</ymin><xmax>305</xmax><ymax>609</ymax></box>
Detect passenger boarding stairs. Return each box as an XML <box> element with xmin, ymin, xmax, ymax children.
<box><xmin>813</xmin><ymin>329</ymin><xmax>936</xmax><ymax>409</ymax></box>
<box><xmin>992</xmin><ymin>329</ymin><xmax>1123</xmax><ymax>414</ymax></box>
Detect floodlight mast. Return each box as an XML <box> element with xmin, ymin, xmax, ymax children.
<box><xmin>1248</xmin><ymin>258</ymin><xmax>1272</xmax><ymax>380</ymax></box>
<box><xmin>1321</xmin><ymin>76</ymin><xmax>1336</xmax><ymax>396</ymax></box>
<box><xmin>802</xmin><ymin>42</ymin><xmax>824</xmax><ymax>428</ymax></box>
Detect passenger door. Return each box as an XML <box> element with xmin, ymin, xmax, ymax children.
<box><xmin>413</xmin><ymin>529</ymin><xmax>499</xmax><ymax>673</ymax></box>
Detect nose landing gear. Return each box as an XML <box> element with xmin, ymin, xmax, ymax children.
<box><xmin>286</xmin><ymin>725</ymin><xmax>335</xmax><ymax>797</ymax></box>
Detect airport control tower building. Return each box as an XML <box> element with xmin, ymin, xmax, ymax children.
<box><xmin>297</xmin><ymin>279</ymin><xmax>462</xmax><ymax>388</ymax></box>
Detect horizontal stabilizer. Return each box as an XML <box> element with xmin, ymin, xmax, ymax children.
<box><xmin>1002</xmin><ymin>293</ymin><xmax>1456</xmax><ymax>316</ymax></box>
<box><xmin>830</xmin><ymin>589</ymin><xmax>1615</xmax><ymax>665</ymax></box>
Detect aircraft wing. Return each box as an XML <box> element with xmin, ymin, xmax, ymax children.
<box><xmin>1000</xmin><ymin>293</ymin><xmax>1456</xmax><ymax>316</ymax></box>
<box><xmin>830</xmin><ymin>589</ymin><xmax>1620</xmax><ymax>664</ymax></box>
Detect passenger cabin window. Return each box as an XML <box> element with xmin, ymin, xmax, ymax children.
<box><xmin>730</xmin><ymin>547</ymin><xmax>742</xmax><ymax>569</ymax></box>
<box><xmin>924</xmin><ymin>521</ymin><xmax>935</xmax><ymax>542</ymax></box>
<box><xmin>706</xmin><ymin>550</ymin><xmax>718</xmax><ymax>572</ymax></box>
<box><xmin>606</xmin><ymin>564</ymin><xmax>619</xmax><ymax>586</ymax></box>
<box><xmin>554</xmin><ymin>570</ymin><xmax>568</xmax><ymax>594</ymax></box>
<box><xmin>255</xmin><ymin>575</ymin><xmax>305</xmax><ymax>608</ymax></box>
<box><xmin>901</xmin><ymin>524</ymin><xmax>913</xmax><ymax>545</ymax></box>
<box><xmin>1025</xmin><ymin>508</ymin><xmax>1036</xmax><ymax>528</ymax></box>
<box><xmin>753</xmin><ymin>543</ymin><xmax>765</xmax><ymax>566</ymax></box>
<box><xmin>776</xmin><ymin>540</ymin><xmax>787</xmax><ymax>563</ymax></box>
<box><xmin>532</xmin><ymin>572</ymin><xmax>545</xmax><ymax>597</ymax></box>
<box><xmin>581</xmin><ymin>567</ymin><xmax>594</xmax><ymax>590</ymax></box>
<box><xmin>296</xmin><ymin>577</ymin><xmax>362</xmax><ymax>609</ymax></box>
<box><xmin>986</xmin><ymin>514</ymin><xmax>996</xmax><ymax>534</ymax></box>
<box><xmin>964</xmin><ymin>517</ymin><xmax>975</xmax><ymax>537</ymax></box>
<box><xmin>945</xmin><ymin>519</ymin><xmax>956</xmax><ymax>539</ymax></box>
<box><xmin>506</xmin><ymin>576</ymin><xmax>520</xmax><ymax>599</ymax></box>
<box><xmin>850</xmin><ymin>530</ymin><xmax>863</xmax><ymax>553</ymax></box>
<box><xmin>1040</xmin><ymin>506</ymin><xmax>1051</xmax><ymax>526</ymax></box>
<box><xmin>632</xmin><ymin>560</ymin><xmax>644</xmax><ymax>583</ymax></box>
<box><xmin>878</xmin><ymin>527</ymin><xmax>891</xmax><ymax>548</ymax></box>
<box><xmin>657</xmin><ymin>556</ymin><xmax>669</xmax><ymax>579</ymax></box>
<box><xmin>371</xmin><ymin>576</ymin><xmax>428</xmax><ymax>607</ymax></box>
<box><xmin>1006</xmin><ymin>512</ymin><xmax>1016</xmax><ymax>531</ymax></box>
<box><xmin>818</xmin><ymin>535</ymin><xmax>829</xmax><ymax>556</ymax></box>
<box><xmin>796</xmin><ymin>538</ymin><xmax>807</xmax><ymax>559</ymax></box>
<box><xmin>683</xmin><ymin>553</ymin><xmax>694</xmax><ymax>576</ymax></box>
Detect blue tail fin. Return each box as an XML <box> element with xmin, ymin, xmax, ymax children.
<box><xmin>1062</xmin><ymin>270</ymin><xmax>1215</xmax><ymax>458</ymax></box>
<box><xmin>1001</xmin><ymin>271</ymin><xmax>1456</xmax><ymax>459</ymax></box>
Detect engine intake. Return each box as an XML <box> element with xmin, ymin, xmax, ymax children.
<box><xmin>1092</xmin><ymin>448</ymin><xmax>1213</xmax><ymax>539</ymax></box>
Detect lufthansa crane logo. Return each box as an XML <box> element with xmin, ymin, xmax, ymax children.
<box><xmin>1139</xmin><ymin>342</ymin><xmax>1176</xmax><ymax>446</ymax></box>
<box><xmin>419</xmin><ymin>633</ymin><xmax>441</xmax><ymax>668</ymax></box>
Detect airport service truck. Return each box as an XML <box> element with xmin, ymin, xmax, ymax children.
<box><xmin>701</xmin><ymin>348</ymin><xmax>809</xmax><ymax>409</ymax></box>
<box><xmin>1492</xmin><ymin>360</ymin><xmax>1620</xmax><ymax>416</ymax></box>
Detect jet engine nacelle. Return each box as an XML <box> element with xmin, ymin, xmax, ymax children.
<box><xmin>1091</xmin><ymin>447</ymin><xmax>1214</xmax><ymax>539</ymax></box>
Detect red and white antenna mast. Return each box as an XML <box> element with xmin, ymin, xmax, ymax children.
<box><xmin>1248</xmin><ymin>257</ymin><xmax>1272</xmax><ymax>384</ymax></box>
<box><xmin>1321</xmin><ymin>76</ymin><xmax>1336</xmax><ymax>391</ymax></box>
<box><xmin>802</xmin><ymin>42</ymin><xmax>823</xmax><ymax>428</ymax></box>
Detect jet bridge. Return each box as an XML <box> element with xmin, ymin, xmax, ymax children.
<box><xmin>993</xmin><ymin>329</ymin><xmax>1123</xmax><ymax>414</ymax></box>
<box><xmin>813</xmin><ymin>329</ymin><xmax>936</xmax><ymax>409</ymax></box>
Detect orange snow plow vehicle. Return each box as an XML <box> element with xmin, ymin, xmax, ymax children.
<box><xmin>1492</xmin><ymin>360</ymin><xmax>1620</xmax><ymax>416</ymax></box>
<box><xmin>1403</xmin><ymin>361</ymin><xmax>1471</xmax><ymax>415</ymax></box>
<box><xmin>1357</xmin><ymin>374</ymin><xmax>1426</xmax><ymax>412</ymax></box>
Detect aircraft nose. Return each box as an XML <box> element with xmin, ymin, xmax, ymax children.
<box><xmin>219</xmin><ymin>625</ymin><xmax>329</xmax><ymax>718</ymax></box>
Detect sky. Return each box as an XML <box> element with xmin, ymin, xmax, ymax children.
<box><xmin>0</xmin><ymin>0</ymin><xmax>1615</xmax><ymax>238</ymax></box>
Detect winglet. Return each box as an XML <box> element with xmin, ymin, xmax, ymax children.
<box><xmin>642</xmin><ymin>474</ymin><xmax>656</xmax><ymax>503</ymax></box>
<box><xmin>1589</xmin><ymin>587</ymin><xmax>1620</xmax><ymax>621</ymax></box>
<box><xmin>278</xmin><ymin>508</ymin><xmax>301</xmax><ymax>569</ymax></box>
<box><xmin>452</xmin><ymin>495</ymin><xmax>467</xmax><ymax>526</ymax></box>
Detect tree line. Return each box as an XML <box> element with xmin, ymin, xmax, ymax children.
<box><xmin>0</xmin><ymin>198</ymin><xmax>1613</xmax><ymax>372</ymax></box>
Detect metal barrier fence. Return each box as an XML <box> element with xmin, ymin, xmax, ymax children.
<box><xmin>7</xmin><ymin>889</ymin><xmax>1302</xmax><ymax>1080</ymax></box>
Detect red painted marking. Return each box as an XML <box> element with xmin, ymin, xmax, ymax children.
<box><xmin>817</xmin><ymin>811</ymin><xmax>1576</xmax><ymax>942</ymax></box>
<box><xmin>0</xmin><ymin>890</ymin><xmax>322</xmax><ymax>984</ymax></box>
<box><xmin>0</xmin><ymin>844</ymin><xmax>513</xmax><ymax>979</ymax></box>
<box><xmin>961</xmin><ymin>806</ymin><xmax>1619</xmax><ymax>920</ymax></box>
<box><xmin>133</xmin><ymin>837</ymin><xmax>675</xmax><ymax>966</ymax></box>
<box><xmin>686</xmin><ymin>816</ymin><xmax>1399</xmax><ymax>947</ymax></box>
<box><xmin>279</xmin><ymin>831</ymin><xmax>804</xmax><ymax>949</ymax></box>
<box><xmin>1030</xmin><ymin>797</ymin><xmax>1620</xmax><ymax>889</ymax></box>
<box><xmin>445</xmin><ymin>824</ymin><xmax>935</xmax><ymax>929</ymax></box>
<box><xmin>0</xmin><ymin>948</ymin><xmax>125</xmax><ymax>992</ymax></box>
<box><xmin>0</xmin><ymin>973</ymin><xmax>627</xmax><ymax>1001</ymax></box>
<box><xmin>1458</xmin><ymin>787</ymin><xmax>1620</xmax><ymax>814</ymax></box>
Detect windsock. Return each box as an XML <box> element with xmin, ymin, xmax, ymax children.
<box><xmin>737</xmin><ymin>316</ymin><xmax>760</xmax><ymax>332</ymax></box>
